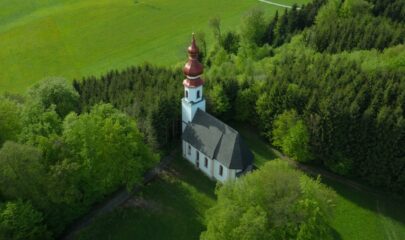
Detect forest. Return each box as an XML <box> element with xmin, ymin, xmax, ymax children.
<box><xmin>75</xmin><ymin>0</ymin><xmax>404</xmax><ymax>195</ymax></box>
<box><xmin>0</xmin><ymin>0</ymin><xmax>404</xmax><ymax>238</ymax></box>
<box><xmin>0</xmin><ymin>79</ymin><xmax>157</xmax><ymax>239</ymax></box>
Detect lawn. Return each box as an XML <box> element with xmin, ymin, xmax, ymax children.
<box><xmin>0</xmin><ymin>0</ymin><xmax>309</xmax><ymax>93</ymax></box>
<box><xmin>325</xmin><ymin>178</ymin><xmax>405</xmax><ymax>240</ymax></box>
<box><xmin>77</xmin><ymin>152</ymin><xmax>217</xmax><ymax>240</ymax></box>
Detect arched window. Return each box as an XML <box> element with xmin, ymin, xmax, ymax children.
<box><xmin>185</xmin><ymin>90</ymin><xmax>188</xmax><ymax>98</ymax></box>
<box><xmin>204</xmin><ymin>157</ymin><xmax>208</xmax><ymax>167</ymax></box>
<box><xmin>188</xmin><ymin>144</ymin><xmax>191</xmax><ymax>155</ymax></box>
<box><xmin>219</xmin><ymin>165</ymin><xmax>223</xmax><ymax>176</ymax></box>
<box><xmin>197</xmin><ymin>90</ymin><xmax>200</xmax><ymax>99</ymax></box>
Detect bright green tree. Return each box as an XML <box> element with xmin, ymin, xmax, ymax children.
<box><xmin>207</xmin><ymin>85</ymin><xmax>230</xmax><ymax>118</ymax></box>
<box><xmin>0</xmin><ymin>98</ymin><xmax>21</xmax><ymax>146</ymax></box>
<box><xmin>61</xmin><ymin>104</ymin><xmax>157</xmax><ymax>204</ymax></box>
<box><xmin>201</xmin><ymin>160</ymin><xmax>336</xmax><ymax>240</ymax></box>
<box><xmin>0</xmin><ymin>200</ymin><xmax>51</xmax><ymax>240</ymax></box>
<box><xmin>19</xmin><ymin>102</ymin><xmax>62</xmax><ymax>145</ymax></box>
<box><xmin>240</xmin><ymin>8</ymin><xmax>267</xmax><ymax>46</ymax></box>
<box><xmin>0</xmin><ymin>142</ymin><xmax>47</xmax><ymax>204</ymax></box>
<box><xmin>27</xmin><ymin>77</ymin><xmax>79</xmax><ymax>118</ymax></box>
<box><xmin>272</xmin><ymin>110</ymin><xmax>312</xmax><ymax>162</ymax></box>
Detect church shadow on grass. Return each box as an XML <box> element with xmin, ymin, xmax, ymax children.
<box><xmin>230</xmin><ymin>122</ymin><xmax>278</xmax><ymax>167</ymax></box>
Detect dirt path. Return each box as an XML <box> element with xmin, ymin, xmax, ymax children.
<box><xmin>258</xmin><ymin>0</ymin><xmax>300</xmax><ymax>9</ymax></box>
<box><xmin>60</xmin><ymin>151</ymin><xmax>175</xmax><ymax>240</ymax></box>
<box><xmin>271</xmin><ymin>148</ymin><xmax>383</xmax><ymax>197</ymax></box>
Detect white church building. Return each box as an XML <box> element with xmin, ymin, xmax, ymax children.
<box><xmin>181</xmin><ymin>35</ymin><xmax>254</xmax><ymax>182</ymax></box>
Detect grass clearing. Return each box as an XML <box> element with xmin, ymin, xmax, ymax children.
<box><xmin>0</xmin><ymin>0</ymin><xmax>309</xmax><ymax>93</ymax></box>
<box><xmin>77</xmin><ymin>153</ymin><xmax>217</xmax><ymax>240</ymax></box>
<box><xmin>325</xmin><ymin>178</ymin><xmax>405</xmax><ymax>240</ymax></box>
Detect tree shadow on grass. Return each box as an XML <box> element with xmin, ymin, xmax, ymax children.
<box><xmin>331</xmin><ymin>227</ymin><xmax>343</xmax><ymax>240</ymax></box>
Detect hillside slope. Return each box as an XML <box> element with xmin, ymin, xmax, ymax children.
<box><xmin>0</xmin><ymin>0</ymin><xmax>309</xmax><ymax>93</ymax></box>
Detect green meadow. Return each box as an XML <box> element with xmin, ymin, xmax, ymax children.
<box><xmin>0</xmin><ymin>0</ymin><xmax>309</xmax><ymax>93</ymax></box>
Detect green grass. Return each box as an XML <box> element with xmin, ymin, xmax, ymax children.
<box><xmin>0</xmin><ymin>0</ymin><xmax>309</xmax><ymax>93</ymax></box>
<box><xmin>325</xmin><ymin>178</ymin><xmax>405</xmax><ymax>240</ymax></box>
<box><xmin>78</xmin><ymin>153</ymin><xmax>217</xmax><ymax>240</ymax></box>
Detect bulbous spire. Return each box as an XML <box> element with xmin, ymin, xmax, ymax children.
<box><xmin>183</xmin><ymin>33</ymin><xmax>204</xmax><ymax>78</ymax></box>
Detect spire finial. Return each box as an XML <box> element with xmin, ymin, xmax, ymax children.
<box><xmin>188</xmin><ymin>33</ymin><xmax>199</xmax><ymax>58</ymax></box>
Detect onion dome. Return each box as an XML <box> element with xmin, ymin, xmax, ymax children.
<box><xmin>183</xmin><ymin>34</ymin><xmax>204</xmax><ymax>88</ymax></box>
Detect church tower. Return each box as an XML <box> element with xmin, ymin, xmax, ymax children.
<box><xmin>182</xmin><ymin>34</ymin><xmax>206</xmax><ymax>132</ymax></box>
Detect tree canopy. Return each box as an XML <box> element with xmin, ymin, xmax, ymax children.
<box><xmin>201</xmin><ymin>160</ymin><xmax>336</xmax><ymax>240</ymax></box>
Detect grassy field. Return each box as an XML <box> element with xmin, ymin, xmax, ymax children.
<box><xmin>0</xmin><ymin>0</ymin><xmax>310</xmax><ymax>93</ymax></box>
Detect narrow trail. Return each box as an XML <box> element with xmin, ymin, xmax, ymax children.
<box><xmin>271</xmin><ymin>147</ymin><xmax>382</xmax><ymax>197</ymax></box>
<box><xmin>258</xmin><ymin>0</ymin><xmax>300</xmax><ymax>9</ymax></box>
<box><xmin>60</xmin><ymin>150</ymin><xmax>176</xmax><ymax>240</ymax></box>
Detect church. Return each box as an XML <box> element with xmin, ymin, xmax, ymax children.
<box><xmin>181</xmin><ymin>35</ymin><xmax>254</xmax><ymax>182</ymax></box>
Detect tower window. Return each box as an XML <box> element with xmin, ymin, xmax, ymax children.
<box><xmin>219</xmin><ymin>165</ymin><xmax>223</xmax><ymax>176</ymax></box>
<box><xmin>185</xmin><ymin>90</ymin><xmax>188</xmax><ymax>98</ymax></box>
<box><xmin>205</xmin><ymin>157</ymin><xmax>208</xmax><ymax>167</ymax></box>
<box><xmin>188</xmin><ymin>144</ymin><xmax>191</xmax><ymax>155</ymax></box>
<box><xmin>197</xmin><ymin>90</ymin><xmax>200</xmax><ymax>99</ymax></box>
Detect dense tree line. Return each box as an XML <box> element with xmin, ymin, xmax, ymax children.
<box><xmin>368</xmin><ymin>0</ymin><xmax>405</xmax><ymax>23</ymax></box>
<box><xmin>201</xmin><ymin>160</ymin><xmax>336</xmax><ymax>240</ymax></box>
<box><xmin>304</xmin><ymin>0</ymin><xmax>405</xmax><ymax>53</ymax></box>
<box><xmin>266</xmin><ymin>0</ymin><xmax>326</xmax><ymax>47</ymax></box>
<box><xmin>202</xmin><ymin>1</ymin><xmax>405</xmax><ymax>195</ymax></box>
<box><xmin>73</xmin><ymin>64</ymin><xmax>183</xmax><ymax>150</ymax></box>
<box><xmin>0</xmin><ymin>79</ymin><xmax>157</xmax><ymax>238</ymax></box>
<box><xmin>253</xmin><ymin>42</ymin><xmax>405</xmax><ymax>193</ymax></box>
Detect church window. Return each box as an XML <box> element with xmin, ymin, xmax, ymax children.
<box><xmin>188</xmin><ymin>144</ymin><xmax>191</xmax><ymax>155</ymax></box>
<box><xmin>205</xmin><ymin>157</ymin><xmax>208</xmax><ymax>167</ymax></box>
<box><xmin>196</xmin><ymin>151</ymin><xmax>199</xmax><ymax>161</ymax></box>
<box><xmin>219</xmin><ymin>165</ymin><xmax>223</xmax><ymax>176</ymax></box>
<box><xmin>197</xmin><ymin>90</ymin><xmax>200</xmax><ymax>99</ymax></box>
<box><xmin>185</xmin><ymin>90</ymin><xmax>188</xmax><ymax>98</ymax></box>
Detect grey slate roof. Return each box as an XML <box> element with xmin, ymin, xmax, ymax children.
<box><xmin>182</xmin><ymin>109</ymin><xmax>253</xmax><ymax>170</ymax></box>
